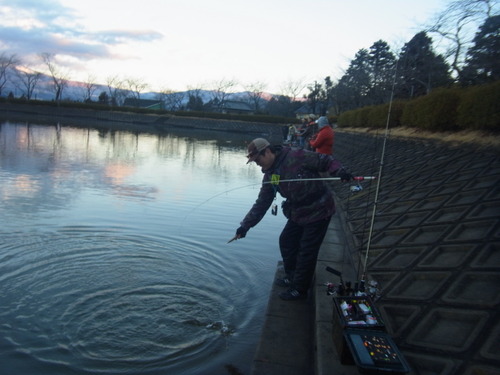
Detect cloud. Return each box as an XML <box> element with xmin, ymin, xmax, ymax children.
<box><xmin>2</xmin><ymin>0</ymin><xmax>76</xmax><ymax>23</ymax></box>
<box><xmin>90</xmin><ymin>29</ymin><xmax>164</xmax><ymax>45</ymax></box>
<box><xmin>0</xmin><ymin>0</ymin><xmax>163</xmax><ymax>62</ymax></box>
<box><xmin>0</xmin><ymin>25</ymin><xmax>111</xmax><ymax>60</ymax></box>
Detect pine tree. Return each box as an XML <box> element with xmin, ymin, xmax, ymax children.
<box><xmin>461</xmin><ymin>15</ymin><xmax>500</xmax><ymax>85</ymax></box>
<box><xmin>396</xmin><ymin>32</ymin><xmax>452</xmax><ymax>98</ymax></box>
<box><xmin>367</xmin><ymin>40</ymin><xmax>397</xmax><ymax>105</ymax></box>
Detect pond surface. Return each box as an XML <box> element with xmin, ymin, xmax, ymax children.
<box><xmin>0</xmin><ymin>121</ymin><xmax>286</xmax><ymax>375</ymax></box>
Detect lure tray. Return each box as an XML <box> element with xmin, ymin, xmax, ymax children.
<box><xmin>333</xmin><ymin>296</ymin><xmax>385</xmax><ymax>330</ymax></box>
<box><xmin>343</xmin><ymin>329</ymin><xmax>411</xmax><ymax>374</ymax></box>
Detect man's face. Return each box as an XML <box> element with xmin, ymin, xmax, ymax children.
<box><xmin>254</xmin><ymin>148</ymin><xmax>275</xmax><ymax>170</ymax></box>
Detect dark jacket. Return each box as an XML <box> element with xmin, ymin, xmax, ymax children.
<box><xmin>240</xmin><ymin>146</ymin><xmax>344</xmax><ymax>228</ymax></box>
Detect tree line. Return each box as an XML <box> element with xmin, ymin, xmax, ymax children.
<box><xmin>307</xmin><ymin>3</ymin><xmax>499</xmax><ymax>117</ymax></box>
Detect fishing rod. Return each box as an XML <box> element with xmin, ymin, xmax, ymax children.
<box><xmin>325</xmin><ymin>61</ymin><xmax>399</xmax><ymax>298</ymax></box>
<box><xmin>179</xmin><ymin>175</ymin><xmax>375</xmax><ymax>236</ymax></box>
<box><xmin>357</xmin><ymin>60</ymin><xmax>399</xmax><ymax>283</ymax></box>
<box><xmin>202</xmin><ymin>175</ymin><xmax>375</xmax><ymax>209</ymax></box>
<box><xmin>264</xmin><ymin>176</ymin><xmax>376</xmax><ymax>184</ymax></box>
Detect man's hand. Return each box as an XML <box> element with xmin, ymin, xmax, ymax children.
<box><xmin>236</xmin><ymin>226</ymin><xmax>248</xmax><ymax>238</ymax></box>
<box><xmin>338</xmin><ymin>170</ymin><xmax>353</xmax><ymax>182</ymax></box>
<box><xmin>228</xmin><ymin>226</ymin><xmax>248</xmax><ymax>243</ymax></box>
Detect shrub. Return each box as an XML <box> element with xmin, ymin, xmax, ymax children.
<box><xmin>329</xmin><ymin>83</ymin><xmax>499</xmax><ymax>133</ymax></box>
<box><xmin>401</xmin><ymin>88</ymin><xmax>461</xmax><ymax>131</ymax></box>
<box><xmin>327</xmin><ymin>115</ymin><xmax>338</xmax><ymax>124</ymax></box>
<box><xmin>337</xmin><ymin>111</ymin><xmax>354</xmax><ymax>128</ymax></box>
<box><xmin>457</xmin><ymin>81</ymin><xmax>500</xmax><ymax>132</ymax></box>
<box><xmin>338</xmin><ymin>100</ymin><xmax>406</xmax><ymax>129</ymax></box>
<box><xmin>368</xmin><ymin>100</ymin><xmax>406</xmax><ymax>128</ymax></box>
<box><xmin>355</xmin><ymin>106</ymin><xmax>373</xmax><ymax>127</ymax></box>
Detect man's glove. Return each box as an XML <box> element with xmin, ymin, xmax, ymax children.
<box><xmin>338</xmin><ymin>169</ymin><xmax>353</xmax><ymax>182</ymax></box>
<box><xmin>236</xmin><ymin>226</ymin><xmax>248</xmax><ymax>238</ymax></box>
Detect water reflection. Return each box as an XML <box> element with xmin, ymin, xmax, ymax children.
<box><xmin>0</xmin><ymin>121</ymin><xmax>286</xmax><ymax>375</ymax></box>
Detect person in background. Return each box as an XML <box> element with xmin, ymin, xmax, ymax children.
<box><xmin>288</xmin><ymin>124</ymin><xmax>297</xmax><ymax>145</ymax></box>
<box><xmin>230</xmin><ymin>138</ymin><xmax>353</xmax><ymax>301</ymax></box>
<box><xmin>297</xmin><ymin>118</ymin><xmax>308</xmax><ymax>148</ymax></box>
<box><xmin>309</xmin><ymin>116</ymin><xmax>334</xmax><ymax>155</ymax></box>
<box><xmin>300</xmin><ymin>114</ymin><xmax>317</xmax><ymax>150</ymax></box>
<box><xmin>282</xmin><ymin>123</ymin><xmax>289</xmax><ymax>143</ymax></box>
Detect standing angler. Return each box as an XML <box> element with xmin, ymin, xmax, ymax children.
<box><xmin>231</xmin><ymin>138</ymin><xmax>352</xmax><ymax>301</ymax></box>
<box><xmin>309</xmin><ymin>116</ymin><xmax>334</xmax><ymax>155</ymax></box>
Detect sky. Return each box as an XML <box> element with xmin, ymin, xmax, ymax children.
<box><xmin>0</xmin><ymin>0</ymin><xmax>448</xmax><ymax>95</ymax></box>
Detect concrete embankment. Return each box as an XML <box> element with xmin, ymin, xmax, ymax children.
<box><xmin>0</xmin><ymin>102</ymin><xmax>285</xmax><ymax>140</ymax></box>
<box><xmin>322</xmin><ymin>130</ymin><xmax>500</xmax><ymax>375</ymax></box>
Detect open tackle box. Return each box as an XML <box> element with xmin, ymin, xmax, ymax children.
<box><xmin>332</xmin><ymin>296</ymin><xmax>410</xmax><ymax>373</ymax></box>
<box><xmin>332</xmin><ymin>296</ymin><xmax>385</xmax><ymax>333</ymax></box>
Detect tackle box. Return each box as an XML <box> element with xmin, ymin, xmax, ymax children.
<box><xmin>332</xmin><ymin>296</ymin><xmax>386</xmax><ymax>364</ymax></box>
<box><xmin>333</xmin><ymin>296</ymin><xmax>385</xmax><ymax>330</ymax></box>
<box><xmin>343</xmin><ymin>329</ymin><xmax>411</xmax><ymax>374</ymax></box>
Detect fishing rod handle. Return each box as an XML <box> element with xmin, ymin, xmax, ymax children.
<box><xmin>353</xmin><ymin>176</ymin><xmax>377</xmax><ymax>181</ymax></box>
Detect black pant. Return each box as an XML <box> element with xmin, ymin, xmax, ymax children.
<box><xmin>278</xmin><ymin>216</ymin><xmax>332</xmax><ymax>292</ymax></box>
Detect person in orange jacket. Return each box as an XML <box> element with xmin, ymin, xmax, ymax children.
<box><xmin>309</xmin><ymin>116</ymin><xmax>334</xmax><ymax>155</ymax></box>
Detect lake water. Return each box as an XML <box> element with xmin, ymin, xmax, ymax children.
<box><xmin>0</xmin><ymin>121</ymin><xmax>287</xmax><ymax>375</ymax></box>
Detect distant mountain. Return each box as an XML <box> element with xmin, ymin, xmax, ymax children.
<box><xmin>2</xmin><ymin>71</ymin><xmax>106</xmax><ymax>101</ymax></box>
<box><xmin>3</xmin><ymin>69</ymin><xmax>277</xmax><ymax>107</ymax></box>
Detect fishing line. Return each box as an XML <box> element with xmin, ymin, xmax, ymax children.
<box><xmin>354</xmin><ymin>129</ymin><xmax>384</xmax><ymax>281</ymax></box>
<box><xmin>178</xmin><ymin>176</ymin><xmax>375</xmax><ymax>233</ymax></box>
<box><xmin>178</xmin><ymin>182</ymin><xmax>259</xmax><ymax>232</ymax></box>
<box><xmin>331</xmin><ymin>130</ymin><xmax>366</xmax><ymax>284</ymax></box>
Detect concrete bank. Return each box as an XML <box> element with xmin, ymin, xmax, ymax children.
<box><xmin>253</xmin><ymin>131</ymin><xmax>499</xmax><ymax>375</ymax></box>
<box><xmin>0</xmin><ymin>102</ymin><xmax>285</xmax><ymax>139</ymax></box>
<box><xmin>252</xmin><ymin>211</ymin><xmax>359</xmax><ymax>375</ymax></box>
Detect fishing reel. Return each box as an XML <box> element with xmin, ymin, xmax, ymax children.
<box><xmin>350</xmin><ymin>184</ymin><xmax>363</xmax><ymax>193</ymax></box>
<box><xmin>271</xmin><ymin>203</ymin><xmax>278</xmax><ymax>215</ymax></box>
<box><xmin>349</xmin><ymin>176</ymin><xmax>376</xmax><ymax>193</ymax></box>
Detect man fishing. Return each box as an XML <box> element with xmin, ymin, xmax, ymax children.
<box><xmin>229</xmin><ymin>138</ymin><xmax>352</xmax><ymax>301</ymax></box>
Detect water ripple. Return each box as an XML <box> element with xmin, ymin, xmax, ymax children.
<box><xmin>0</xmin><ymin>227</ymin><xmax>257</xmax><ymax>374</ymax></box>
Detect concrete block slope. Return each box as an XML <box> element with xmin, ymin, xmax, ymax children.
<box><xmin>330</xmin><ymin>131</ymin><xmax>500</xmax><ymax>375</ymax></box>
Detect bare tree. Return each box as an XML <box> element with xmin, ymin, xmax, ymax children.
<box><xmin>39</xmin><ymin>52</ymin><xmax>70</xmax><ymax>101</ymax></box>
<box><xmin>0</xmin><ymin>52</ymin><xmax>19</xmax><ymax>96</ymax></box>
<box><xmin>124</xmin><ymin>77</ymin><xmax>149</xmax><ymax>100</ymax></box>
<box><xmin>14</xmin><ymin>66</ymin><xmax>42</xmax><ymax>100</ymax></box>
<box><xmin>243</xmin><ymin>81</ymin><xmax>268</xmax><ymax>112</ymax></box>
<box><xmin>157</xmin><ymin>88</ymin><xmax>186</xmax><ymax>111</ymax></box>
<box><xmin>82</xmin><ymin>74</ymin><xmax>98</xmax><ymax>102</ymax></box>
<box><xmin>208</xmin><ymin>78</ymin><xmax>238</xmax><ymax>110</ymax></box>
<box><xmin>427</xmin><ymin>0</ymin><xmax>497</xmax><ymax>80</ymax></box>
<box><xmin>274</xmin><ymin>79</ymin><xmax>307</xmax><ymax>117</ymax></box>
<box><xmin>106</xmin><ymin>75</ymin><xmax>127</xmax><ymax>106</ymax></box>
<box><xmin>279</xmin><ymin>79</ymin><xmax>306</xmax><ymax>101</ymax></box>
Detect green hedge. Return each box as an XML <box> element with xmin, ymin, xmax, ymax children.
<box><xmin>456</xmin><ymin>81</ymin><xmax>500</xmax><ymax>131</ymax></box>
<box><xmin>338</xmin><ymin>101</ymin><xmax>406</xmax><ymax>129</ymax></box>
<box><xmin>337</xmin><ymin>81</ymin><xmax>500</xmax><ymax>132</ymax></box>
<box><xmin>337</xmin><ymin>106</ymin><xmax>372</xmax><ymax>128</ymax></box>
<box><xmin>368</xmin><ymin>101</ymin><xmax>405</xmax><ymax>128</ymax></box>
<box><xmin>401</xmin><ymin>88</ymin><xmax>461</xmax><ymax>131</ymax></box>
<box><xmin>337</xmin><ymin>111</ymin><xmax>354</xmax><ymax>127</ymax></box>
